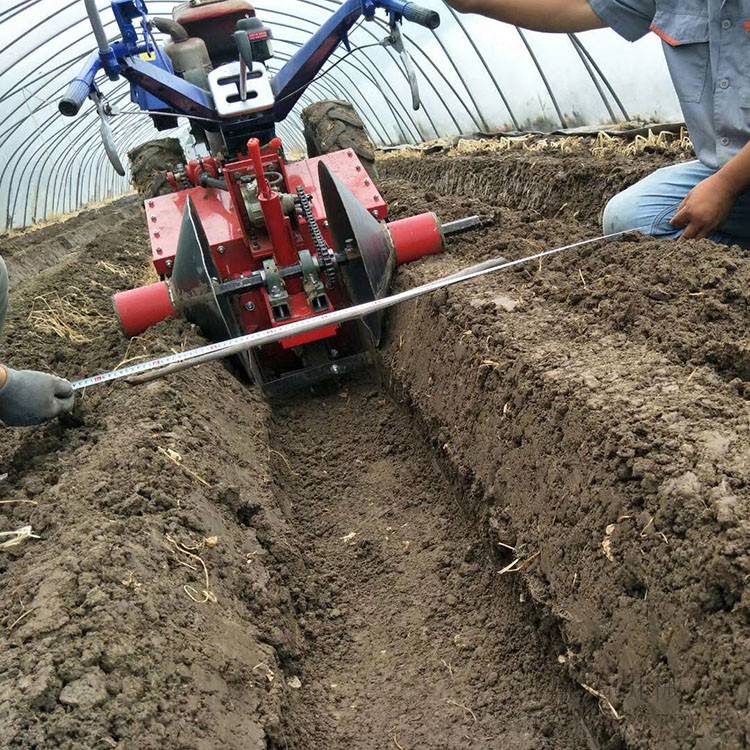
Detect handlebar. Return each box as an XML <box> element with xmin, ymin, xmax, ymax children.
<box><xmin>398</xmin><ymin>1</ymin><xmax>441</xmax><ymax>29</ymax></box>
<box><xmin>59</xmin><ymin>52</ymin><xmax>101</xmax><ymax>117</ymax></box>
<box><xmin>60</xmin><ymin>0</ymin><xmax>439</xmax><ymax>122</ymax></box>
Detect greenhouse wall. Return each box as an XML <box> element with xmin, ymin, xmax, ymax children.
<box><xmin>0</xmin><ymin>0</ymin><xmax>681</xmax><ymax>231</ymax></box>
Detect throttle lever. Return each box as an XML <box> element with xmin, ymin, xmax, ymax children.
<box><xmin>382</xmin><ymin>17</ymin><xmax>420</xmax><ymax>111</ymax></box>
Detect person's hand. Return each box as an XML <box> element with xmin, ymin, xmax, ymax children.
<box><xmin>0</xmin><ymin>367</ymin><xmax>75</xmax><ymax>426</ymax></box>
<box><xmin>671</xmin><ymin>172</ymin><xmax>738</xmax><ymax>240</ymax></box>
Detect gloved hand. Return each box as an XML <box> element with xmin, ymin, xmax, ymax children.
<box><xmin>0</xmin><ymin>366</ymin><xmax>75</xmax><ymax>426</ymax></box>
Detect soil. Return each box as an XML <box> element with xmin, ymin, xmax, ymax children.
<box><xmin>380</xmin><ymin>153</ymin><xmax>750</xmax><ymax>749</ymax></box>
<box><xmin>0</xmin><ymin>142</ymin><xmax>747</xmax><ymax>750</ymax></box>
<box><xmin>380</xmin><ymin>149</ymin><xmax>683</xmax><ymax>226</ymax></box>
<box><xmin>266</xmin><ymin>383</ymin><xmax>607</xmax><ymax>749</ymax></box>
<box><xmin>0</xmin><ymin>201</ymin><xmax>288</xmax><ymax>749</ymax></box>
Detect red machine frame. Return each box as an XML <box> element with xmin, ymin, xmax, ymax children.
<box><xmin>114</xmin><ymin>138</ymin><xmax>446</xmax><ymax>390</ymax></box>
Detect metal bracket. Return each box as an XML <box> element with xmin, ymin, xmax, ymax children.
<box><xmin>299</xmin><ymin>250</ymin><xmax>329</xmax><ymax>313</ymax></box>
<box><xmin>263</xmin><ymin>258</ymin><xmax>291</xmax><ymax>320</ymax></box>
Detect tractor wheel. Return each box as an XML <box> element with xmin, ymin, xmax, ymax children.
<box><xmin>302</xmin><ymin>100</ymin><xmax>377</xmax><ymax>180</ymax></box>
<box><xmin>127</xmin><ymin>138</ymin><xmax>186</xmax><ymax>200</ymax></box>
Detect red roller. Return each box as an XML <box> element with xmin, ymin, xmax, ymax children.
<box><xmin>387</xmin><ymin>212</ymin><xmax>445</xmax><ymax>265</ymax></box>
<box><xmin>113</xmin><ymin>281</ymin><xmax>176</xmax><ymax>338</ymax></box>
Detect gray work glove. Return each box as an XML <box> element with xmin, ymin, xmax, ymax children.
<box><xmin>0</xmin><ymin>367</ymin><xmax>75</xmax><ymax>426</ymax></box>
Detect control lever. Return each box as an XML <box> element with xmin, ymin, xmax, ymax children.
<box><xmin>234</xmin><ymin>27</ymin><xmax>251</xmax><ymax>102</ymax></box>
<box><xmin>382</xmin><ymin>17</ymin><xmax>420</xmax><ymax>111</ymax></box>
<box><xmin>91</xmin><ymin>90</ymin><xmax>125</xmax><ymax>176</ymax></box>
<box><xmin>234</xmin><ymin>17</ymin><xmax>274</xmax><ymax>103</ymax></box>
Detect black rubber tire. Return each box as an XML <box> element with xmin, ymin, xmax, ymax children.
<box><xmin>127</xmin><ymin>138</ymin><xmax>186</xmax><ymax>200</ymax></box>
<box><xmin>302</xmin><ymin>100</ymin><xmax>377</xmax><ymax>179</ymax></box>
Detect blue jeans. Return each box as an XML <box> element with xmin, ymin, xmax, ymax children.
<box><xmin>602</xmin><ymin>160</ymin><xmax>750</xmax><ymax>247</ymax></box>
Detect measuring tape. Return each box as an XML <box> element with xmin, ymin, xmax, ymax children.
<box><xmin>71</xmin><ymin>339</ymin><xmax>241</xmax><ymax>390</ymax></box>
<box><xmin>71</xmin><ymin>229</ymin><xmax>630</xmax><ymax>391</ymax></box>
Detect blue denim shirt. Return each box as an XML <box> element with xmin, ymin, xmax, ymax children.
<box><xmin>588</xmin><ymin>0</ymin><xmax>749</xmax><ymax>168</ymax></box>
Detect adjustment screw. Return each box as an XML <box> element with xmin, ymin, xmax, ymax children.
<box><xmin>166</xmin><ymin>259</ymin><xmax>173</xmax><ymax>269</ymax></box>
<box><xmin>244</xmin><ymin>302</ymin><xmax>256</xmax><ymax>312</ymax></box>
<box><xmin>218</xmin><ymin>245</ymin><xmax>225</xmax><ymax>255</ymax></box>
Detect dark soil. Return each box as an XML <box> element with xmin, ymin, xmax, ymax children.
<box><xmin>380</xmin><ymin>148</ymin><xmax>684</xmax><ymax>226</ymax></box>
<box><xmin>0</xmin><ymin>142</ymin><xmax>747</xmax><ymax>750</ymax></box>
<box><xmin>0</xmin><ymin>200</ymin><xmax>289</xmax><ymax>748</ymax></box>
<box><xmin>379</xmin><ymin>156</ymin><xmax>750</xmax><ymax>750</ymax></box>
<box><xmin>1</xmin><ymin>196</ymin><xmax>142</xmax><ymax>290</ymax></box>
<box><xmin>266</xmin><ymin>382</ymin><xmax>607</xmax><ymax>749</ymax></box>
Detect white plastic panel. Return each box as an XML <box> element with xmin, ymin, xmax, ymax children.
<box><xmin>208</xmin><ymin>61</ymin><xmax>275</xmax><ymax>118</ymax></box>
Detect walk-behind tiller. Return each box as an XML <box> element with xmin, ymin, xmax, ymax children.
<box><xmin>61</xmin><ymin>0</ymin><xmax>480</xmax><ymax>396</ymax></box>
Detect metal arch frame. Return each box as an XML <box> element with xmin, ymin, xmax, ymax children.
<box><xmin>568</xmin><ymin>33</ymin><xmax>616</xmax><ymax>123</ymax></box>
<box><xmin>0</xmin><ymin>0</ymin><xmax>635</xmax><ymax>229</ymax></box>
<box><xmin>14</xmin><ymin>83</ymin><xmax>132</xmax><ymax>225</ymax></box>
<box><xmin>443</xmin><ymin>5</ymin><xmax>519</xmax><ymax>130</ymax></box>
<box><xmin>515</xmin><ymin>27</ymin><xmax>567</xmax><ymax>129</ymax></box>
<box><xmin>0</xmin><ymin>0</ymin><xmax>41</xmax><ymax>24</ymax></box>
<box><xmin>569</xmin><ymin>33</ymin><xmax>630</xmax><ymax>122</ymax></box>
<box><xmin>0</xmin><ymin>0</ymin><xmax>80</xmax><ymax>61</ymax></box>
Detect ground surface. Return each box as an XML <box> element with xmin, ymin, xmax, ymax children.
<box><xmin>0</xmin><ymin>142</ymin><xmax>747</xmax><ymax>750</ymax></box>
